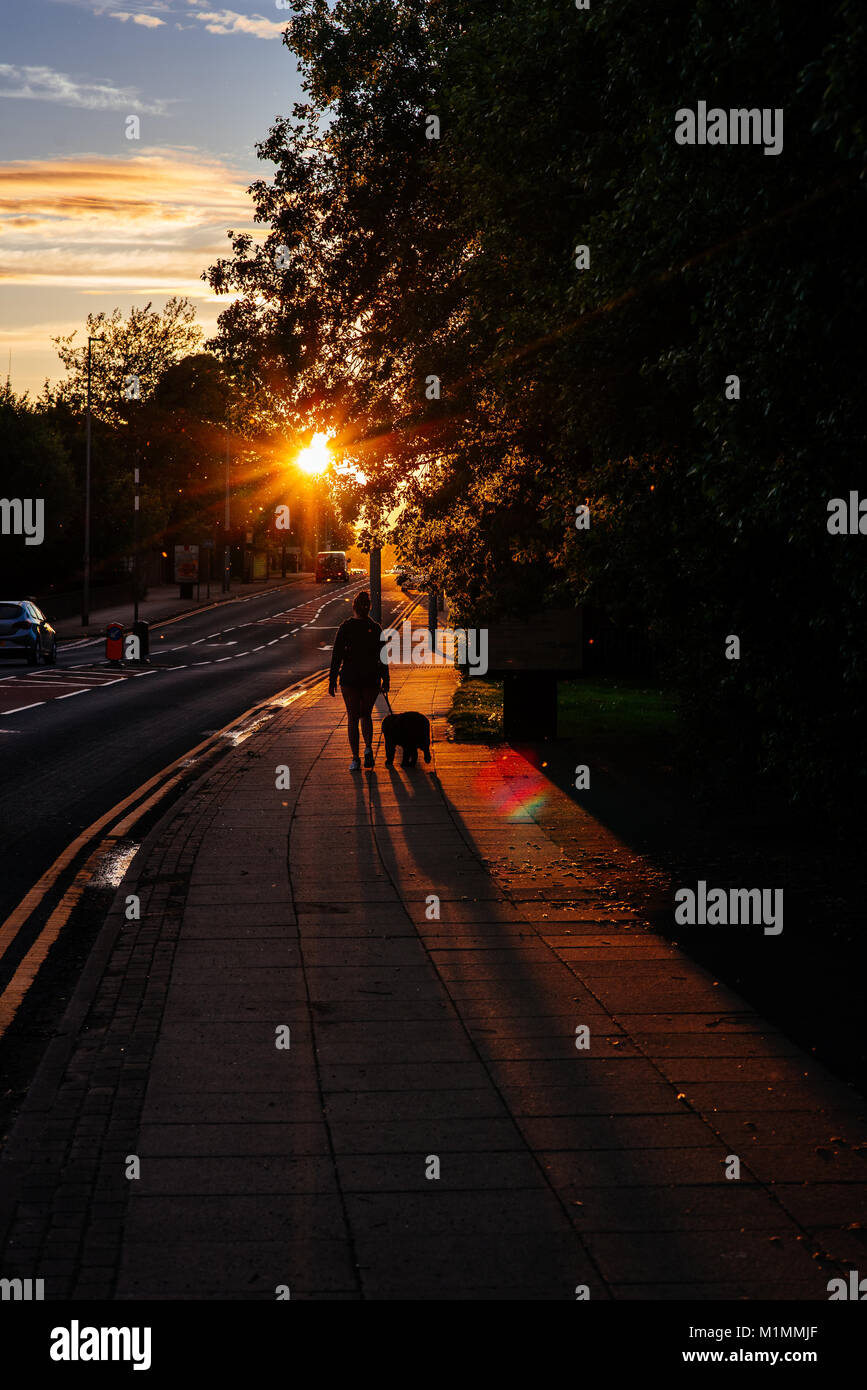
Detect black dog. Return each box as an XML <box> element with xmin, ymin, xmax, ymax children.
<box><xmin>382</xmin><ymin>711</ymin><xmax>432</xmax><ymax>767</ymax></box>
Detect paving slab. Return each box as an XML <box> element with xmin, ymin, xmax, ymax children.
<box><xmin>1</xmin><ymin>640</ymin><xmax>865</xmax><ymax>1301</ymax></box>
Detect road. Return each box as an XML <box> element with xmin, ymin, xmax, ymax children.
<box><xmin>0</xmin><ymin>575</ymin><xmax>407</xmax><ymax>931</ymax></box>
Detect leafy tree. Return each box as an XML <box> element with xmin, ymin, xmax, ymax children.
<box><xmin>205</xmin><ymin>0</ymin><xmax>867</xmax><ymax>808</ymax></box>
<box><xmin>0</xmin><ymin>384</ymin><xmax>78</xmax><ymax>593</ymax></box>
<box><xmin>52</xmin><ymin>298</ymin><xmax>203</xmax><ymax>429</ymax></box>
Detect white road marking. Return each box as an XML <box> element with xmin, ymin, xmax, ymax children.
<box><xmin>3</xmin><ymin>702</ymin><xmax>45</xmax><ymax>714</ymax></box>
<box><xmin>57</xmin><ymin>689</ymin><xmax>88</xmax><ymax>699</ymax></box>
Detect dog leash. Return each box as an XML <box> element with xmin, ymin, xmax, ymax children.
<box><xmin>381</xmin><ymin>691</ymin><xmax>393</xmax><ymax>715</ymax></box>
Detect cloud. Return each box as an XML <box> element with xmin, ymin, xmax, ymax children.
<box><xmin>0</xmin><ymin>149</ymin><xmax>260</xmax><ymax>295</ymax></box>
<box><xmin>190</xmin><ymin>8</ymin><xmax>288</xmax><ymax>39</ymax></box>
<box><xmin>0</xmin><ymin>64</ymin><xmax>170</xmax><ymax>115</ymax></box>
<box><xmin>52</xmin><ymin>1</ymin><xmax>287</xmax><ymax>39</ymax></box>
<box><xmin>108</xmin><ymin>11</ymin><xmax>166</xmax><ymax>26</ymax></box>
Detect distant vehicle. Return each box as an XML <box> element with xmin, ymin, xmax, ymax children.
<box><xmin>351</xmin><ymin>567</ymin><xmax>365</xmax><ymax>578</ymax></box>
<box><xmin>0</xmin><ymin>599</ymin><xmax>57</xmax><ymax>665</ymax></box>
<box><xmin>393</xmin><ymin>566</ymin><xmax>409</xmax><ymax>585</ymax></box>
<box><xmin>315</xmin><ymin>550</ymin><xmax>349</xmax><ymax>584</ymax></box>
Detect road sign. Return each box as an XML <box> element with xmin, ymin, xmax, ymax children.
<box><xmin>174</xmin><ymin>544</ymin><xmax>199</xmax><ymax>582</ymax></box>
<box><xmin>484</xmin><ymin>608</ymin><xmax>583</xmax><ymax>675</ymax></box>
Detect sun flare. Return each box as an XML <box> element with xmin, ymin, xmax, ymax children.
<box><xmin>296</xmin><ymin>432</ymin><xmax>332</xmax><ymax>476</ymax></box>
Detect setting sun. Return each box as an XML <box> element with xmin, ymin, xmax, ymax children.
<box><xmin>296</xmin><ymin>432</ymin><xmax>332</xmax><ymax>476</ymax></box>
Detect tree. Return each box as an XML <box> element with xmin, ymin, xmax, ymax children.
<box><xmin>0</xmin><ymin>383</ymin><xmax>77</xmax><ymax>593</ymax></box>
<box><xmin>51</xmin><ymin>298</ymin><xmax>203</xmax><ymax>428</ymax></box>
<box><xmin>205</xmin><ymin>0</ymin><xmax>867</xmax><ymax>807</ymax></box>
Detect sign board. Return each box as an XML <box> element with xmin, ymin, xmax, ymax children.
<box><xmin>174</xmin><ymin>544</ymin><xmax>199</xmax><ymax>582</ymax></box>
<box><xmin>484</xmin><ymin>608</ymin><xmax>583</xmax><ymax>675</ymax></box>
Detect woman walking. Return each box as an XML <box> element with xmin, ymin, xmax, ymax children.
<box><xmin>328</xmin><ymin>589</ymin><xmax>390</xmax><ymax>770</ymax></box>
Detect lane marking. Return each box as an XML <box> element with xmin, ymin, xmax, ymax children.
<box><xmin>0</xmin><ymin>667</ymin><xmax>331</xmax><ymax>1035</ymax></box>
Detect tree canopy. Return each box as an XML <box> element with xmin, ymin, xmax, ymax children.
<box><xmin>202</xmin><ymin>0</ymin><xmax>864</xmax><ymax>805</ymax></box>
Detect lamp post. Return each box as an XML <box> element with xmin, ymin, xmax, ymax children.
<box><xmin>82</xmin><ymin>334</ymin><xmax>104</xmax><ymax>626</ymax></box>
<box><xmin>370</xmin><ymin>544</ymin><xmax>382</xmax><ymax>623</ymax></box>
<box><xmin>133</xmin><ymin>464</ymin><xmax>140</xmax><ymax>625</ymax></box>
<box><xmin>223</xmin><ymin>429</ymin><xmax>231</xmax><ymax>593</ymax></box>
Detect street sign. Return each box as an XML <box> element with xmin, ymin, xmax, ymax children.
<box><xmin>484</xmin><ymin>608</ymin><xmax>583</xmax><ymax>675</ymax></box>
<box><xmin>174</xmin><ymin>544</ymin><xmax>199</xmax><ymax>582</ymax></box>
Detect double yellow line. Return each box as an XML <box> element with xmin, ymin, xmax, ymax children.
<box><xmin>0</xmin><ymin>588</ymin><xmax>422</xmax><ymax>1038</ymax></box>
<box><xmin>0</xmin><ymin>669</ymin><xmax>329</xmax><ymax>1038</ymax></box>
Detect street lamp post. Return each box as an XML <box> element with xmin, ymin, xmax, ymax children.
<box><xmin>370</xmin><ymin>544</ymin><xmax>382</xmax><ymax>623</ymax></box>
<box><xmin>133</xmin><ymin>464</ymin><xmax>140</xmax><ymax>626</ymax></box>
<box><xmin>223</xmin><ymin>430</ymin><xmax>231</xmax><ymax>593</ymax></box>
<box><xmin>82</xmin><ymin>334</ymin><xmax>104</xmax><ymax>626</ymax></box>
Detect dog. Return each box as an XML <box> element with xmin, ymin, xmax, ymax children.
<box><xmin>382</xmin><ymin>710</ymin><xmax>432</xmax><ymax>767</ymax></box>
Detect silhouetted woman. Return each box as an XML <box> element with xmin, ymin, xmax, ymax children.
<box><xmin>328</xmin><ymin>589</ymin><xmax>390</xmax><ymax>770</ymax></box>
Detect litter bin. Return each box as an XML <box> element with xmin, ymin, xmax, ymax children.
<box><xmin>132</xmin><ymin>619</ymin><xmax>149</xmax><ymax>661</ymax></box>
<box><xmin>105</xmin><ymin>622</ymin><xmax>124</xmax><ymax>666</ymax></box>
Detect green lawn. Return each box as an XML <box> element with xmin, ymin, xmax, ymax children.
<box><xmin>447</xmin><ymin>676</ymin><xmax>678</xmax><ymax>767</ymax></box>
<box><xmin>558</xmin><ymin>679</ymin><xmax>677</xmax><ymax>755</ymax></box>
<box><xmin>446</xmin><ymin>678</ymin><xmax>504</xmax><ymax>743</ymax></box>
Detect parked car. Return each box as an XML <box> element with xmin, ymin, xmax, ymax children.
<box><xmin>0</xmin><ymin>599</ymin><xmax>57</xmax><ymax>665</ymax></box>
<box><xmin>315</xmin><ymin>550</ymin><xmax>349</xmax><ymax>584</ymax></box>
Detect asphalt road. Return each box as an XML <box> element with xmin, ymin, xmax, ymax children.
<box><xmin>0</xmin><ymin>576</ymin><xmax>408</xmax><ymax>926</ymax></box>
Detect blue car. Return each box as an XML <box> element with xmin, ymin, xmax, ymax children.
<box><xmin>0</xmin><ymin>599</ymin><xmax>57</xmax><ymax>665</ymax></box>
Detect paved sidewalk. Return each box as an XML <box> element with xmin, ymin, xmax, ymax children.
<box><xmin>53</xmin><ymin>575</ymin><xmax>309</xmax><ymax>641</ymax></box>
<box><xmin>1</xmin><ymin>647</ymin><xmax>866</xmax><ymax>1299</ymax></box>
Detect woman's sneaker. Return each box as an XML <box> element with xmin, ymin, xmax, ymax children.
<box><xmin>363</xmin><ymin>747</ymin><xmax>374</xmax><ymax>768</ymax></box>
<box><xmin>349</xmin><ymin>757</ymin><xmax>361</xmax><ymax>771</ymax></box>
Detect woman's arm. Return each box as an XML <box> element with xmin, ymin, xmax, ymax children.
<box><xmin>377</xmin><ymin>622</ymin><xmax>390</xmax><ymax>691</ymax></box>
<box><xmin>329</xmin><ymin>622</ymin><xmax>346</xmax><ymax>692</ymax></box>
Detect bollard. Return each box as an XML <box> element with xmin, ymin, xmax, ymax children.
<box><xmin>132</xmin><ymin>619</ymin><xmax>149</xmax><ymax>661</ymax></box>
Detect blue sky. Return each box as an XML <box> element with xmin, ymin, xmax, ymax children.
<box><xmin>1</xmin><ymin>0</ymin><xmax>306</xmax><ymax>392</ymax></box>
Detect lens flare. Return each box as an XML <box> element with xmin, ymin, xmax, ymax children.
<box><xmin>474</xmin><ymin>748</ymin><xmax>548</xmax><ymax>820</ymax></box>
<box><xmin>296</xmin><ymin>432</ymin><xmax>332</xmax><ymax>476</ymax></box>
